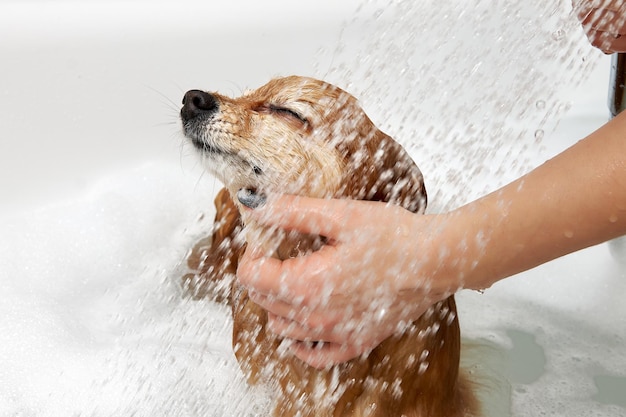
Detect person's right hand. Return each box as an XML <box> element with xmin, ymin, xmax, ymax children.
<box><xmin>574</xmin><ymin>0</ymin><xmax>626</xmax><ymax>53</ymax></box>
<box><xmin>236</xmin><ymin>195</ymin><xmax>460</xmax><ymax>368</ymax></box>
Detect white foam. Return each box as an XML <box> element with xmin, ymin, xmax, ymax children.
<box><xmin>0</xmin><ymin>163</ymin><xmax>270</xmax><ymax>416</ymax></box>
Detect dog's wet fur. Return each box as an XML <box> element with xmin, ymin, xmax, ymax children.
<box><xmin>180</xmin><ymin>76</ymin><xmax>478</xmax><ymax>417</ymax></box>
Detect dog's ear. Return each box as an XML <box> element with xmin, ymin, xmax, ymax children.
<box><xmin>370</xmin><ymin>131</ymin><xmax>427</xmax><ymax>214</ymax></box>
<box><xmin>339</xmin><ymin>129</ymin><xmax>427</xmax><ymax>214</ymax></box>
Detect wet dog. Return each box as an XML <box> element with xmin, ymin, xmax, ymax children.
<box><xmin>180</xmin><ymin>76</ymin><xmax>478</xmax><ymax>417</ymax></box>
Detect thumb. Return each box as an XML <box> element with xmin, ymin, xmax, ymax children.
<box><xmin>238</xmin><ymin>192</ymin><xmax>354</xmax><ymax>240</ymax></box>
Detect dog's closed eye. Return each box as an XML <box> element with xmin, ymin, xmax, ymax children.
<box><xmin>268</xmin><ymin>104</ymin><xmax>309</xmax><ymax>126</ymax></box>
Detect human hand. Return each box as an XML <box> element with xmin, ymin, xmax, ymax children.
<box><xmin>236</xmin><ymin>194</ymin><xmax>459</xmax><ymax>368</ymax></box>
<box><xmin>574</xmin><ymin>0</ymin><xmax>626</xmax><ymax>53</ymax></box>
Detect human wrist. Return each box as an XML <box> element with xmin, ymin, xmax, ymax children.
<box><xmin>398</xmin><ymin>211</ymin><xmax>468</xmax><ymax>300</ymax></box>
<box><xmin>434</xmin><ymin>203</ymin><xmax>501</xmax><ymax>292</ymax></box>
<box><xmin>393</xmin><ymin>202</ymin><xmax>500</xmax><ymax>317</ymax></box>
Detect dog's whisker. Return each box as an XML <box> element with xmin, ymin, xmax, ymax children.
<box><xmin>143</xmin><ymin>83</ymin><xmax>182</xmax><ymax>109</ymax></box>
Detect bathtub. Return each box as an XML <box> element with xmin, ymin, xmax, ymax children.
<box><xmin>0</xmin><ymin>1</ymin><xmax>624</xmax><ymax>416</ymax></box>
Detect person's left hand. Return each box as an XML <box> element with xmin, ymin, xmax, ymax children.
<box><xmin>573</xmin><ymin>0</ymin><xmax>626</xmax><ymax>53</ymax></box>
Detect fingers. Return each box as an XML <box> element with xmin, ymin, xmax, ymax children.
<box><xmin>240</xmin><ymin>193</ymin><xmax>368</xmax><ymax>240</ymax></box>
<box><xmin>237</xmin><ymin>243</ymin><xmax>337</xmax><ymax>300</ymax></box>
<box><xmin>590</xmin><ymin>32</ymin><xmax>626</xmax><ymax>53</ymax></box>
<box><xmin>261</xmin><ymin>303</ymin><xmax>369</xmax><ymax>368</ymax></box>
<box><xmin>574</xmin><ymin>0</ymin><xmax>626</xmax><ymax>52</ymax></box>
<box><xmin>266</xmin><ymin>311</ymin><xmax>343</xmax><ymax>343</ymax></box>
<box><xmin>289</xmin><ymin>341</ymin><xmax>364</xmax><ymax>369</ymax></box>
<box><xmin>574</xmin><ymin>0</ymin><xmax>626</xmax><ymax>21</ymax></box>
<box><xmin>582</xmin><ymin>8</ymin><xmax>626</xmax><ymax>52</ymax></box>
<box><xmin>237</xmin><ymin>249</ymin><xmax>302</xmax><ymax>297</ymax></box>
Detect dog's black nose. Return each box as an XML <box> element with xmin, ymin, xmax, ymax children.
<box><xmin>181</xmin><ymin>90</ymin><xmax>218</xmax><ymax>121</ymax></box>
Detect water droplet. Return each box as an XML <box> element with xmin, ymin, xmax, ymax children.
<box><xmin>535</xmin><ymin>100</ymin><xmax>546</xmax><ymax>110</ymax></box>
<box><xmin>552</xmin><ymin>29</ymin><xmax>565</xmax><ymax>41</ymax></box>
<box><xmin>564</xmin><ymin>230</ymin><xmax>574</xmax><ymax>238</ymax></box>
<box><xmin>609</xmin><ymin>214</ymin><xmax>618</xmax><ymax>223</ymax></box>
<box><xmin>406</xmin><ymin>353</ymin><xmax>416</xmax><ymax>367</ymax></box>
<box><xmin>418</xmin><ymin>361</ymin><xmax>429</xmax><ymax>375</ymax></box>
<box><xmin>534</xmin><ymin>129</ymin><xmax>544</xmax><ymax>140</ymax></box>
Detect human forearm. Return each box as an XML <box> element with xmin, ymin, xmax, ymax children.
<box><xmin>445</xmin><ymin>111</ymin><xmax>626</xmax><ymax>290</ymax></box>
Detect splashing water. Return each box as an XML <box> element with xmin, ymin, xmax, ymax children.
<box><xmin>2</xmin><ymin>0</ymin><xmax>625</xmax><ymax>416</ymax></box>
<box><xmin>317</xmin><ymin>0</ymin><xmax>601</xmax><ymax>211</ymax></box>
<box><xmin>310</xmin><ymin>1</ymin><xmax>626</xmax><ymax>416</ymax></box>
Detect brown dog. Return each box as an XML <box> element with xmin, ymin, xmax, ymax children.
<box><xmin>180</xmin><ymin>76</ymin><xmax>478</xmax><ymax>417</ymax></box>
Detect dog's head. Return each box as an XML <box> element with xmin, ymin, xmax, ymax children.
<box><xmin>180</xmin><ymin>76</ymin><xmax>426</xmax><ymax>214</ymax></box>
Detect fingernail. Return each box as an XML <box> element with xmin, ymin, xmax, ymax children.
<box><xmin>237</xmin><ymin>188</ymin><xmax>266</xmax><ymax>209</ymax></box>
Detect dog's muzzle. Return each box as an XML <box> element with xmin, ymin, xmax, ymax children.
<box><xmin>181</xmin><ymin>90</ymin><xmax>218</xmax><ymax>122</ymax></box>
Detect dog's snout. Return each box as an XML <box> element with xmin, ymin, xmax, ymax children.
<box><xmin>181</xmin><ymin>90</ymin><xmax>218</xmax><ymax>121</ymax></box>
